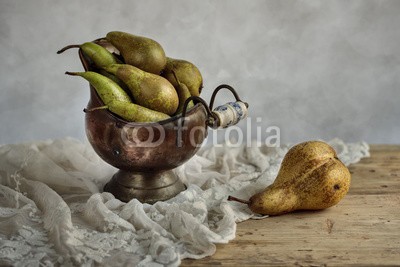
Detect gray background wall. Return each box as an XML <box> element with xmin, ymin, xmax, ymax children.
<box><xmin>1</xmin><ymin>0</ymin><xmax>399</xmax><ymax>145</ymax></box>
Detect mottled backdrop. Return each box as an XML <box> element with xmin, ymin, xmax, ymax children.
<box><xmin>1</xmin><ymin>0</ymin><xmax>399</xmax><ymax>145</ymax></box>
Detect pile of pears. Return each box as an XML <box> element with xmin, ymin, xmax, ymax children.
<box><xmin>58</xmin><ymin>31</ymin><xmax>203</xmax><ymax>122</ymax></box>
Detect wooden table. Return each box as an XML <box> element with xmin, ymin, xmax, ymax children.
<box><xmin>182</xmin><ymin>145</ymin><xmax>400</xmax><ymax>266</ymax></box>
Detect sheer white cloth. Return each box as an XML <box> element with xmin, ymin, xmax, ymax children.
<box><xmin>0</xmin><ymin>137</ymin><xmax>369</xmax><ymax>266</ymax></box>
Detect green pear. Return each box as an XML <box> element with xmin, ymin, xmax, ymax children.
<box><xmin>58</xmin><ymin>42</ymin><xmax>119</xmax><ymax>69</ymax></box>
<box><xmin>108</xmin><ymin>100</ymin><xmax>170</xmax><ymax>122</ymax></box>
<box><xmin>106</xmin><ymin>31</ymin><xmax>167</xmax><ymax>74</ymax></box>
<box><xmin>65</xmin><ymin>71</ymin><xmax>131</xmax><ymax>105</ymax></box>
<box><xmin>162</xmin><ymin>57</ymin><xmax>203</xmax><ymax>96</ymax></box>
<box><xmin>228</xmin><ymin>141</ymin><xmax>351</xmax><ymax>216</ymax></box>
<box><xmin>171</xmin><ymin>70</ymin><xmax>193</xmax><ymax>115</ymax></box>
<box><xmin>97</xmin><ymin>69</ymin><xmax>132</xmax><ymax>98</ymax></box>
<box><xmin>65</xmin><ymin>71</ymin><xmax>169</xmax><ymax>122</ymax></box>
<box><xmin>103</xmin><ymin>64</ymin><xmax>179</xmax><ymax>115</ymax></box>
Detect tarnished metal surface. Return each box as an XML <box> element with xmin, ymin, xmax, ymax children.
<box><xmin>104</xmin><ymin>170</ymin><xmax>186</xmax><ymax>204</ymax></box>
<box><xmin>85</xmin><ymin>88</ymin><xmax>208</xmax><ymax>172</ymax></box>
<box><xmin>79</xmin><ymin>41</ymin><xmax>208</xmax><ymax>203</ymax></box>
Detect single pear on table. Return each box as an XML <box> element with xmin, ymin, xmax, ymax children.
<box><xmin>228</xmin><ymin>141</ymin><xmax>351</xmax><ymax>216</ymax></box>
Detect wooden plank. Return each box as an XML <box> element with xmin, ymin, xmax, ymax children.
<box><xmin>183</xmin><ymin>195</ymin><xmax>400</xmax><ymax>266</ymax></box>
<box><xmin>181</xmin><ymin>145</ymin><xmax>400</xmax><ymax>266</ymax></box>
<box><xmin>348</xmin><ymin>145</ymin><xmax>400</xmax><ymax>195</ymax></box>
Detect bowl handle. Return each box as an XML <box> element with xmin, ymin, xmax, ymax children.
<box><xmin>181</xmin><ymin>84</ymin><xmax>249</xmax><ymax>129</ymax></box>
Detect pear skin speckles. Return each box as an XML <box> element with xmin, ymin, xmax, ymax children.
<box><xmin>249</xmin><ymin>141</ymin><xmax>351</xmax><ymax>215</ymax></box>
<box><xmin>230</xmin><ymin>141</ymin><xmax>351</xmax><ymax>216</ymax></box>
<box><xmin>103</xmin><ymin>64</ymin><xmax>178</xmax><ymax>115</ymax></box>
<box><xmin>106</xmin><ymin>31</ymin><xmax>166</xmax><ymax>75</ymax></box>
<box><xmin>162</xmin><ymin>57</ymin><xmax>203</xmax><ymax>97</ymax></box>
<box><xmin>65</xmin><ymin>71</ymin><xmax>131</xmax><ymax>105</ymax></box>
<box><xmin>108</xmin><ymin>100</ymin><xmax>170</xmax><ymax>122</ymax></box>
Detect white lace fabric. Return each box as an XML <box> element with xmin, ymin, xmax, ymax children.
<box><xmin>0</xmin><ymin>138</ymin><xmax>369</xmax><ymax>266</ymax></box>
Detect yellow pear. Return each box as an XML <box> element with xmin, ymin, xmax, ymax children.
<box><xmin>228</xmin><ymin>141</ymin><xmax>351</xmax><ymax>216</ymax></box>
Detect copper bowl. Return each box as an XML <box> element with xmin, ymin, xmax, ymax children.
<box><xmin>78</xmin><ymin>39</ymin><xmax>247</xmax><ymax>203</ymax></box>
<box><xmin>85</xmin><ymin>86</ymin><xmax>208</xmax><ymax>203</ymax></box>
<box><xmin>79</xmin><ymin>41</ymin><xmax>208</xmax><ymax>203</ymax></box>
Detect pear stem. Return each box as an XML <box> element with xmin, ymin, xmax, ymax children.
<box><xmin>65</xmin><ymin>71</ymin><xmax>79</xmax><ymax>76</ymax></box>
<box><xmin>57</xmin><ymin>44</ymin><xmax>81</xmax><ymax>54</ymax></box>
<box><xmin>83</xmin><ymin>105</ymin><xmax>109</xmax><ymax>113</ymax></box>
<box><xmin>227</xmin><ymin>195</ymin><xmax>250</xmax><ymax>205</ymax></box>
<box><xmin>171</xmin><ymin>70</ymin><xmax>181</xmax><ymax>85</ymax></box>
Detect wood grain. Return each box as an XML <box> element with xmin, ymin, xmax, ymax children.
<box><xmin>182</xmin><ymin>145</ymin><xmax>400</xmax><ymax>266</ymax></box>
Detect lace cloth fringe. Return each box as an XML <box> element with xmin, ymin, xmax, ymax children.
<box><xmin>0</xmin><ymin>138</ymin><xmax>369</xmax><ymax>266</ymax></box>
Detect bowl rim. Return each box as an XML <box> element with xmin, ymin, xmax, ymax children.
<box><xmin>87</xmin><ymin>85</ymin><xmax>206</xmax><ymax>127</ymax></box>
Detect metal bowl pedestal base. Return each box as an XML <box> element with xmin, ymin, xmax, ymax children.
<box><xmin>104</xmin><ymin>170</ymin><xmax>186</xmax><ymax>204</ymax></box>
